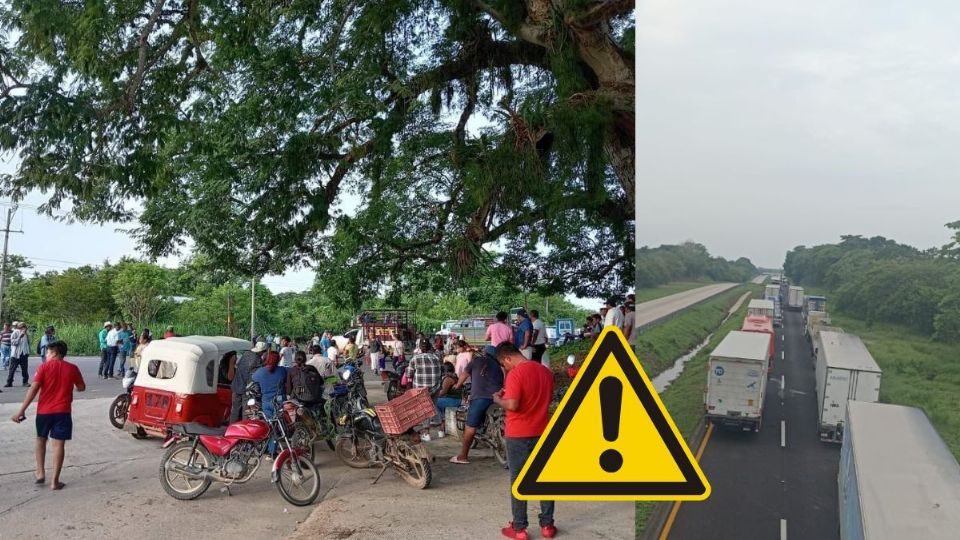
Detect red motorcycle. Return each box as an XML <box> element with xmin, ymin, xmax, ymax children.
<box><xmin>158</xmin><ymin>395</ymin><xmax>321</xmax><ymax>506</ymax></box>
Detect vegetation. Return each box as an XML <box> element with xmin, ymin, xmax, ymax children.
<box><xmin>634</xmin><ymin>281</ymin><xmax>712</xmax><ymax>303</ymax></box>
<box><xmin>3</xmin><ymin>258</ymin><xmax>592</xmax><ymax>355</ymax></box>
<box><xmin>784</xmin><ymin>232</ymin><xmax>960</xmax><ymax>340</ymax></box>
<box><xmin>635</xmin><ymin>289</ymin><xmax>755</xmax><ymax>535</ymax></box>
<box><xmin>0</xmin><ymin>1</ymin><xmax>635</xmax><ymax>299</ymax></box>
<box><xmin>636</xmin><ymin>287</ymin><xmax>750</xmax><ymax>375</ymax></box>
<box><xmin>637</xmin><ymin>243</ymin><xmax>757</xmax><ymax>288</ymax></box>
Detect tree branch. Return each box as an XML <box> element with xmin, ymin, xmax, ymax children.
<box><xmin>573</xmin><ymin>0</ymin><xmax>636</xmax><ymax>27</ymax></box>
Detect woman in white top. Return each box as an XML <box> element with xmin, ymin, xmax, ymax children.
<box><xmin>326</xmin><ymin>342</ymin><xmax>339</xmax><ymax>366</ymax></box>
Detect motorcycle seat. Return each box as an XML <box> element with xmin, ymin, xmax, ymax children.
<box><xmin>172</xmin><ymin>422</ymin><xmax>228</xmax><ymax>436</ymax></box>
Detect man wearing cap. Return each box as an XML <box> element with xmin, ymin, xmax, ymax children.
<box><xmin>513</xmin><ymin>309</ymin><xmax>534</xmax><ymax>360</ymax></box>
<box><xmin>97</xmin><ymin>322</ymin><xmax>112</xmax><ymax>379</ymax></box>
<box><xmin>231</xmin><ymin>342</ymin><xmax>268</xmax><ymax>421</ymax></box>
<box><xmin>603</xmin><ymin>297</ymin><xmax>623</xmax><ymax>331</ymax></box>
<box><xmin>5</xmin><ymin>322</ymin><xmax>30</xmax><ymax>387</ymax></box>
<box><xmin>450</xmin><ymin>345</ymin><xmax>505</xmax><ymax>464</ymax></box>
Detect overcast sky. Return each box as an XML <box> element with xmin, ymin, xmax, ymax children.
<box><xmin>635</xmin><ymin>1</ymin><xmax>960</xmax><ymax>268</ymax></box>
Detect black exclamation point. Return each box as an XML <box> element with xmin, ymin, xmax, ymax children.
<box><xmin>599</xmin><ymin>377</ymin><xmax>623</xmax><ymax>473</ymax></box>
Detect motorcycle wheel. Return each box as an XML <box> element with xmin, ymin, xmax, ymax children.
<box><xmin>386</xmin><ymin>380</ymin><xmax>399</xmax><ymax>401</ymax></box>
<box><xmin>275</xmin><ymin>454</ymin><xmax>321</xmax><ymax>506</ymax></box>
<box><xmin>395</xmin><ymin>440</ymin><xmax>432</xmax><ymax>489</ymax></box>
<box><xmin>109</xmin><ymin>394</ymin><xmax>129</xmax><ymax>430</ymax></box>
<box><xmin>324</xmin><ymin>437</ymin><xmax>336</xmax><ymax>451</ymax></box>
<box><xmin>489</xmin><ymin>408</ymin><xmax>508</xmax><ymax>465</ymax></box>
<box><xmin>159</xmin><ymin>441</ymin><xmax>213</xmax><ymax>501</ymax></box>
<box><xmin>335</xmin><ymin>435</ymin><xmax>376</xmax><ymax>469</ymax></box>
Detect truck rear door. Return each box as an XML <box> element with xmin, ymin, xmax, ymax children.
<box><xmin>706</xmin><ymin>358</ymin><xmax>765</xmax><ymax>418</ymax></box>
<box><xmin>821</xmin><ymin>367</ymin><xmax>850</xmax><ymax>427</ymax></box>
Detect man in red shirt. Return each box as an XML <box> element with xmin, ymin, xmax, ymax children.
<box><xmin>494</xmin><ymin>342</ymin><xmax>556</xmax><ymax>540</ymax></box>
<box><xmin>11</xmin><ymin>340</ymin><xmax>85</xmax><ymax>490</ymax></box>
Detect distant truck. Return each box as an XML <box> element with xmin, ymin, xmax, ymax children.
<box><xmin>839</xmin><ymin>401</ymin><xmax>960</xmax><ymax>540</ymax></box>
<box><xmin>705</xmin><ymin>331</ymin><xmax>771</xmax><ymax>432</ymax></box>
<box><xmin>805</xmin><ymin>310</ymin><xmax>831</xmax><ymax>340</ymax></box>
<box><xmin>787</xmin><ymin>286</ymin><xmax>805</xmax><ymax>311</ymax></box>
<box><xmin>806</xmin><ymin>295</ymin><xmax>827</xmax><ymax>313</ymax></box>
<box><xmin>764</xmin><ymin>284</ymin><xmax>780</xmax><ymax>301</ymax></box>
<box><xmin>741</xmin><ymin>315</ymin><xmax>775</xmax><ymax>371</ymax></box>
<box><xmin>815</xmin><ymin>331</ymin><xmax>881</xmax><ymax>442</ymax></box>
<box><xmin>746</xmin><ymin>299</ymin><xmax>775</xmax><ymax>319</ymax></box>
<box><xmin>772</xmin><ymin>299</ymin><xmax>783</xmax><ymax>327</ymax></box>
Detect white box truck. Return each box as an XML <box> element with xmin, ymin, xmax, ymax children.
<box><xmin>839</xmin><ymin>401</ymin><xmax>960</xmax><ymax>540</ymax></box>
<box><xmin>764</xmin><ymin>284</ymin><xmax>780</xmax><ymax>301</ymax></box>
<box><xmin>815</xmin><ymin>331</ymin><xmax>881</xmax><ymax>442</ymax></box>
<box><xmin>705</xmin><ymin>331</ymin><xmax>771</xmax><ymax>432</ymax></box>
<box><xmin>787</xmin><ymin>286</ymin><xmax>804</xmax><ymax>311</ymax></box>
<box><xmin>746</xmin><ymin>299</ymin><xmax>775</xmax><ymax>319</ymax></box>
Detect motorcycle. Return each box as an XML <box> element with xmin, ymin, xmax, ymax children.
<box><xmin>331</xmin><ymin>368</ymin><xmax>434</xmax><ymax>489</ymax></box>
<box><xmin>158</xmin><ymin>394</ymin><xmax>321</xmax><ymax>506</ymax></box>
<box><xmin>109</xmin><ymin>368</ymin><xmax>147</xmax><ymax>438</ymax></box>
<box><xmin>380</xmin><ymin>356</ymin><xmax>410</xmax><ymax>401</ymax></box>
<box><xmin>284</xmin><ymin>397</ymin><xmax>337</xmax><ymax>460</ymax></box>
<box><xmin>454</xmin><ymin>383</ymin><xmax>507</xmax><ymax>465</ymax></box>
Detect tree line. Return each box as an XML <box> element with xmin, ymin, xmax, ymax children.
<box><xmin>636</xmin><ymin>242</ymin><xmax>758</xmax><ymax>288</ymax></box>
<box><xmin>784</xmin><ymin>228</ymin><xmax>960</xmax><ymax>341</ymax></box>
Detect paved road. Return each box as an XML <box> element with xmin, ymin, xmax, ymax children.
<box><xmin>667</xmin><ymin>310</ymin><xmax>840</xmax><ymax>539</ymax></box>
<box><xmin>1</xmin><ymin>356</ymin><xmax>120</xmax><ymax>404</ymax></box>
<box><xmin>751</xmin><ymin>275</ymin><xmax>767</xmax><ymax>284</ymax></box>
<box><xmin>637</xmin><ymin>282</ymin><xmax>738</xmax><ymax>330</ymax></box>
<box><xmin>0</xmin><ymin>368</ymin><xmax>633</xmax><ymax>539</ymax></box>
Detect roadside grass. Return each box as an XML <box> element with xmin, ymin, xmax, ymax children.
<box><xmin>824</xmin><ymin>312</ymin><xmax>960</xmax><ymax>459</ymax></box>
<box><xmin>635</xmin><ymin>281</ymin><xmax>715</xmax><ymax>303</ymax></box>
<box><xmin>635</xmin><ymin>288</ymin><xmax>757</xmax><ymax>535</ymax></box>
<box><xmin>25</xmin><ymin>321</ymin><xmax>232</xmax><ymax>357</ymax></box>
<box><xmin>637</xmin><ymin>286</ymin><xmax>752</xmax><ymax>376</ymax></box>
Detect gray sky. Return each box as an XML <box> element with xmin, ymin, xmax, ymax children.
<box><xmin>635</xmin><ymin>0</ymin><xmax>960</xmax><ymax>268</ymax></box>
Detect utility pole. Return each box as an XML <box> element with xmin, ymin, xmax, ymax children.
<box><xmin>0</xmin><ymin>205</ymin><xmax>22</xmax><ymax>323</ymax></box>
<box><xmin>250</xmin><ymin>276</ymin><xmax>256</xmax><ymax>341</ymax></box>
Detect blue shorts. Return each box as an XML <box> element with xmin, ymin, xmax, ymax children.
<box><xmin>36</xmin><ymin>413</ymin><xmax>73</xmax><ymax>440</ymax></box>
<box><xmin>466</xmin><ymin>398</ymin><xmax>494</xmax><ymax>428</ymax></box>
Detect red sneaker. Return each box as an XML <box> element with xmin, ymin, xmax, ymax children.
<box><xmin>501</xmin><ymin>523</ymin><xmax>530</xmax><ymax>540</ymax></box>
<box><xmin>541</xmin><ymin>524</ymin><xmax>558</xmax><ymax>538</ymax></box>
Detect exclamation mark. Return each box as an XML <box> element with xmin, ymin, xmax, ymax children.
<box><xmin>599</xmin><ymin>377</ymin><xmax>623</xmax><ymax>473</ymax></box>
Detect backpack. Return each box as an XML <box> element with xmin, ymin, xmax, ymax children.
<box><xmin>292</xmin><ymin>365</ymin><xmax>324</xmax><ymax>404</ymax></box>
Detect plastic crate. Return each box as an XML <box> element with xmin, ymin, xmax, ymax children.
<box><xmin>375</xmin><ymin>388</ymin><xmax>436</xmax><ymax>435</ymax></box>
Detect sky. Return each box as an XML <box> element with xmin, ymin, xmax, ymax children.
<box><xmin>635</xmin><ymin>0</ymin><xmax>960</xmax><ymax>268</ymax></box>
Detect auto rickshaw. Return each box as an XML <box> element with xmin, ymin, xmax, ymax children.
<box><xmin>124</xmin><ymin>336</ymin><xmax>250</xmax><ymax>438</ymax></box>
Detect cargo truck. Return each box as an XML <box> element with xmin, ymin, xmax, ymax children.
<box><xmin>805</xmin><ymin>310</ymin><xmax>830</xmax><ymax>339</ymax></box>
<box><xmin>839</xmin><ymin>401</ymin><xmax>960</xmax><ymax>540</ymax></box>
<box><xmin>787</xmin><ymin>286</ymin><xmax>804</xmax><ymax>311</ymax></box>
<box><xmin>740</xmin><ymin>315</ymin><xmax>775</xmax><ymax>371</ymax></box>
<box><xmin>806</xmin><ymin>295</ymin><xmax>827</xmax><ymax>313</ymax></box>
<box><xmin>746</xmin><ymin>299</ymin><xmax>775</xmax><ymax>319</ymax></box>
<box><xmin>772</xmin><ymin>299</ymin><xmax>783</xmax><ymax>327</ymax></box>
<box><xmin>764</xmin><ymin>284</ymin><xmax>780</xmax><ymax>301</ymax></box>
<box><xmin>815</xmin><ymin>331</ymin><xmax>881</xmax><ymax>442</ymax></box>
<box><xmin>705</xmin><ymin>331</ymin><xmax>771</xmax><ymax>432</ymax></box>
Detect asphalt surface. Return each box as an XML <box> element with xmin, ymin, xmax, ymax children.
<box><xmin>637</xmin><ymin>283</ymin><xmax>738</xmax><ymax>330</ymax></box>
<box><xmin>667</xmin><ymin>309</ymin><xmax>840</xmax><ymax>540</ymax></box>
<box><xmin>0</xmin><ymin>356</ymin><xmax>120</xmax><ymax>404</ymax></box>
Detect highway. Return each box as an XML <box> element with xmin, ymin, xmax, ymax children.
<box><xmin>637</xmin><ymin>283</ymin><xmax>738</xmax><ymax>329</ymax></box>
<box><xmin>751</xmin><ymin>275</ymin><xmax>767</xmax><ymax>284</ymax></box>
<box><xmin>665</xmin><ymin>309</ymin><xmax>840</xmax><ymax>539</ymax></box>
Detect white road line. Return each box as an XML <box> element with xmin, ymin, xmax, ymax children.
<box><xmin>780</xmin><ymin>519</ymin><xmax>787</xmax><ymax>540</ymax></box>
<box><xmin>781</xmin><ymin>350</ymin><xmax>785</xmax><ymax>361</ymax></box>
<box><xmin>781</xmin><ymin>334</ymin><xmax>784</xmax><ymax>341</ymax></box>
<box><xmin>781</xmin><ymin>420</ymin><xmax>786</xmax><ymax>448</ymax></box>
<box><xmin>781</xmin><ymin>375</ymin><xmax>785</xmax><ymax>390</ymax></box>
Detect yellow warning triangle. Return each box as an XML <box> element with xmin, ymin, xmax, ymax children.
<box><xmin>513</xmin><ymin>326</ymin><xmax>711</xmax><ymax>501</ymax></box>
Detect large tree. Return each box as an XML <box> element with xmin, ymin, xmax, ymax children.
<box><xmin>0</xmin><ymin>0</ymin><xmax>635</xmax><ymax>296</ymax></box>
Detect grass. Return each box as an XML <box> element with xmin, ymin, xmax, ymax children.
<box><xmin>824</xmin><ymin>311</ymin><xmax>960</xmax><ymax>459</ymax></box>
<box><xmin>637</xmin><ymin>286</ymin><xmax>755</xmax><ymax>376</ymax></box>
<box><xmin>23</xmin><ymin>321</ymin><xmax>234</xmax><ymax>357</ymax></box>
<box><xmin>635</xmin><ymin>287</ymin><xmax>759</xmax><ymax>535</ymax></box>
<box><xmin>635</xmin><ymin>281</ymin><xmax>715</xmax><ymax>303</ymax></box>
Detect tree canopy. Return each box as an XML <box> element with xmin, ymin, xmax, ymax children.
<box><xmin>635</xmin><ymin>242</ymin><xmax>758</xmax><ymax>288</ymax></box>
<box><xmin>0</xmin><ymin>0</ymin><xmax>635</xmax><ymax>298</ymax></box>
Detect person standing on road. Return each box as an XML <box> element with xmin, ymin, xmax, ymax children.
<box><xmin>5</xmin><ymin>322</ymin><xmax>30</xmax><ymax>388</ymax></box>
<box><xmin>319</xmin><ymin>332</ymin><xmax>332</xmax><ymax>352</ymax></box>
<box><xmin>494</xmin><ymin>342</ymin><xmax>556</xmax><ymax>540</ymax></box>
<box><xmin>252</xmin><ymin>352</ymin><xmax>287</xmax><ymax>423</ymax></box>
<box><xmin>603</xmin><ymin>297</ymin><xmax>623</xmax><ymax>332</ymax></box>
<box><xmin>342</xmin><ymin>336</ymin><xmax>358</xmax><ymax>362</ymax></box>
<box><xmin>486</xmin><ymin>311</ymin><xmax>514</xmax><ymax>347</ymax></box>
<box><xmin>529</xmin><ymin>310</ymin><xmax>548</xmax><ymax>365</ymax></box>
<box><xmin>97</xmin><ymin>322</ymin><xmax>111</xmax><ymax>378</ymax></box>
<box><xmin>279</xmin><ymin>337</ymin><xmax>296</xmax><ymax>368</ymax></box>
<box><xmin>230</xmin><ymin>341</ymin><xmax>267</xmax><ymax>422</ymax></box>
<box><xmin>38</xmin><ymin>326</ymin><xmax>57</xmax><ymax>362</ymax></box>
<box><xmin>103</xmin><ymin>322</ymin><xmax>121</xmax><ymax>379</ymax></box>
<box><xmin>369</xmin><ymin>335</ymin><xmax>383</xmax><ymax>374</ymax></box>
<box><xmin>513</xmin><ymin>310</ymin><xmax>534</xmax><ymax>360</ymax></box>
<box><xmin>11</xmin><ymin>340</ymin><xmax>85</xmax><ymax>491</ymax></box>
<box><xmin>407</xmin><ymin>338</ymin><xmax>444</xmax><ymax>440</ymax></box>
<box><xmin>1</xmin><ymin>322</ymin><xmax>12</xmax><ymax>370</ymax></box>
<box><xmin>623</xmin><ymin>302</ymin><xmax>636</xmax><ymax>345</ymax></box>
<box><xmin>450</xmin><ymin>345</ymin><xmax>505</xmax><ymax>465</ymax></box>
<box><xmin>114</xmin><ymin>323</ymin><xmax>131</xmax><ymax>376</ymax></box>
